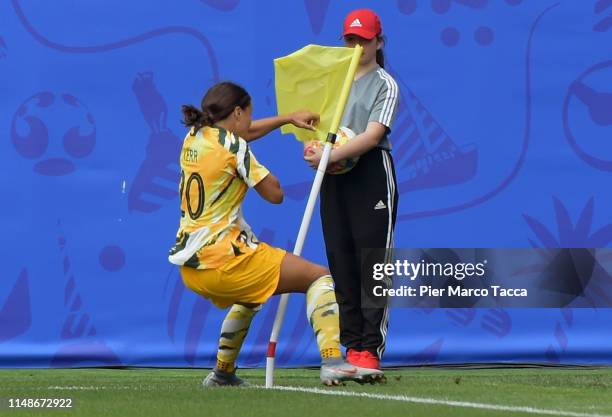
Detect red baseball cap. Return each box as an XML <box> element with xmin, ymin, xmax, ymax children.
<box><xmin>342</xmin><ymin>9</ymin><xmax>382</xmax><ymax>40</ymax></box>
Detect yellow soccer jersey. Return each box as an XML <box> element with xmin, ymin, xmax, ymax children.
<box><xmin>168</xmin><ymin>126</ymin><xmax>270</xmax><ymax>269</ymax></box>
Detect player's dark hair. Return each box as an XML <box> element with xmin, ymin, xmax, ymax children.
<box><xmin>182</xmin><ymin>81</ymin><xmax>251</xmax><ymax>135</ymax></box>
<box><xmin>376</xmin><ymin>35</ymin><xmax>386</xmax><ymax>68</ymax></box>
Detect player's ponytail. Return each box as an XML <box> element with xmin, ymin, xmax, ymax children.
<box><xmin>181</xmin><ymin>105</ymin><xmax>206</xmax><ymax>135</ymax></box>
<box><xmin>182</xmin><ymin>81</ymin><xmax>251</xmax><ymax>135</ymax></box>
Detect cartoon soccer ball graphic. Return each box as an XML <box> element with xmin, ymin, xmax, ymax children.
<box><xmin>11</xmin><ymin>92</ymin><xmax>96</xmax><ymax>176</ymax></box>
<box><xmin>303</xmin><ymin>126</ymin><xmax>358</xmax><ymax>174</ymax></box>
<box><xmin>563</xmin><ymin>61</ymin><xmax>612</xmax><ymax>171</ymax></box>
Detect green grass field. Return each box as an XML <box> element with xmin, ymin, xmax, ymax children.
<box><xmin>1</xmin><ymin>367</ymin><xmax>611</xmax><ymax>417</ymax></box>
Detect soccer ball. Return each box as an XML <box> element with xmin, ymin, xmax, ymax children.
<box><xmin>304</xmin><ymin>126</ymin><xmax>358</xmax><ymax>174</ymax></box>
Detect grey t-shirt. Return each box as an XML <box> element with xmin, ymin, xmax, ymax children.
<box><xmin>341</xmin><ymin>66</ymin><xmax>399</xmax><ymax>151</ymax></box>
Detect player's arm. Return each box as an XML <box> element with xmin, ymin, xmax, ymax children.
<box><xmin>242</xmin><ymin>111</ymin><xmax>320</xmax><ymax>142</ymax></box>
<box><xmin>234</xmin><ymin>138</ymin><xmax>284</xmax><ymax>204</ymax></box>
<box><xmin>254</xmin><ymin>173</ymin><xmax>284</xmax><ymax>204</ymax></box>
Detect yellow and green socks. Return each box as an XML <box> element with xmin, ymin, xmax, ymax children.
<box><xmin>216</xmin><ymin>275</ymin><xmax>342</xmax><ymax>370</ymax></box>
<box><xmin>306</xmin><ymin>275</ymin><xmax>342</xmax><ymax>361</ymax></box>
<box><xmin>216</xmin><ymin>304</ymin><xmax>260</xmax><ymax>373</ymax></box>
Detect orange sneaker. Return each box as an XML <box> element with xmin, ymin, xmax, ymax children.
<box><xmin>360</xmin><ymin>350</ymin><xmax>381</xmax><ymax>370</ymax></box>
<box><xmin>346</xmin><ymin>348</ymin><xmax>362</xmax><ymax>366</ymax></box>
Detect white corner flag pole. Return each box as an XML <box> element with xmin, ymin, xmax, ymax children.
<box><xmin>265</xmin><ymin>45</ymin><xmax>363</xmax><ymax>388</ymax></box>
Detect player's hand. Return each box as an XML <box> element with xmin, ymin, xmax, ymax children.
<box><xmin>290</xmin><ymin>110</ymin><xmax>319</xmax><ymax>131</ymax></box>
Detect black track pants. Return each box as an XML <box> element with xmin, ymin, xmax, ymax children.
<box><xmin>320</xmin><ymin>148</ymin><xmax>398</xmax><ymax>358</ymax></box>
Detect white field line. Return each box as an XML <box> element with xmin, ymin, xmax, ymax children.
<box><xmin>253</xmin><ymin>385</ymin><xmax>612</xmax><ymax>417</ymax></box>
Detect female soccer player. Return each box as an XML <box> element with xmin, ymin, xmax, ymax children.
<box><xmin>169</xmin><ymin>81</ymin><xmax>382</xmax><ymax>386</ymax></box>
<box><xmin>304</xmin><ymin>9</ymin><xmax>400</xmax><ymax>378</ymax></box>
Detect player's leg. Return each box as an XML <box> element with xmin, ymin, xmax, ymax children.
<box><xmin>204</xmin><ymin>302</ymin><xmax>261</xmax><ymax>387</ymax></box>
<box><xmin>276</xmin><ymin>253</ymin><xmax>342</xmax><ymax>360</ymax></box>
<box><xmin>180</xmin><ymin>262</ymin><xmax>266</xmax><ymax>387</ymax></box>
<box><xmin>275</xmin><ymin>253</ymin><xmax>383</xmax><ymax>385</ymax></box>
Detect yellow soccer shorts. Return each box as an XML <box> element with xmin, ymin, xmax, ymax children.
<box><xmin>180</xmin><ymin>242</ymin><xmax>286</xmax><ymax>308</ymax></box>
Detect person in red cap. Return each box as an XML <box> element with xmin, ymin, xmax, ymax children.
<box><xmin>305</xmin><ymin>8</ymin><xmax>399</xmax><ymax>381</ymax></box>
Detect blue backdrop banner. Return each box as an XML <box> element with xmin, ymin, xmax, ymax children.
<box><xmin>1</xmin><ymin>0</ymin><xmax>611</xmax><ymax>367</ymax></box>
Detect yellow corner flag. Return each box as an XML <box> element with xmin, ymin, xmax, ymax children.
<box><xmin>274</xmin><ymin>44</ymin><xmax>355</xmax><ymax>143</ymax></box>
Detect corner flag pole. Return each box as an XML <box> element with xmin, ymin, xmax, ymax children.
<box><xmin>265</xmin><ymin>45</ymin><xmax>363</xmax><ymax>388</ymax></box>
